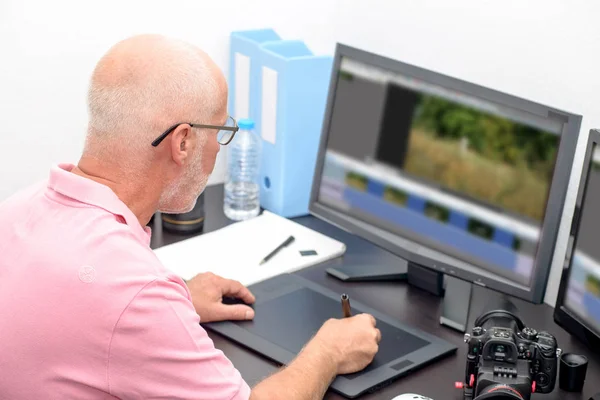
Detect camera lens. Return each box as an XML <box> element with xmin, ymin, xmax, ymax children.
<box><xmin>474</xmin><ymin>384</ymin><xmax>526</xmax><ymax>400</ymax></box>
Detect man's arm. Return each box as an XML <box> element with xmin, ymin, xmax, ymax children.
<box><xmin>184</xmin><ymin>273</ymin><xmax>336</xmax><ymax>398</ymax></box>
<box><xmin>183</xmin><ymin>273</ymin><xmax>380</xmax><ymax>400</ymax></box>
<box><xmin>250</xmin><ymin>337</ymin><xmax>337</xmax><ymax>400</ymax></box>
<box><xmin>108</xmin><ymin>278</ymin><xmax>251</xmax><ymax>400</ymax></box>
<box><xmin>250</xmin><ymin>315</ymin><xmax>380</xmax><ymax>400</ymax></box>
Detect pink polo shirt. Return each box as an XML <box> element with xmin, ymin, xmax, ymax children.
<box><xmin>0</xmin><ymin>164</ymin><xmax>251</xmax><ymax>399</ymax></box>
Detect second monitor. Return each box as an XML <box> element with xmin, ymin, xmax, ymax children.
<box><xmin>555</xmin><ymin>129</ymin><xmax>600</xmax><ymax>353</ymax></box>
<box><xmin>310</xmin><ymin>44</ymin><xmax>582</xmax><ymax>328</ymax></box>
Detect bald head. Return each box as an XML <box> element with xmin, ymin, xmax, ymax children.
<box><xmin>75</xmin><ymin>34</ymin><xmax>228</xmax><ymax>222</ymax></box>
<box><xmin>85</xmin><ymin>34</ymin><xmax>227</xmax><ymax>160</ymax></box>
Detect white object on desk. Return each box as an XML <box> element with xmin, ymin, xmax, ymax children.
<box><xmin>390</xmin><ymin>395</ymin><xmax>433</xmax><ymax>400</ymax></box>
<box><xmin>153</xmin><ymin>211</ymin><xmax>346</xmax><ymax>286</ymax></box>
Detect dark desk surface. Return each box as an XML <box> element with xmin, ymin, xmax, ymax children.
<box><xmin>150</xmin><ymin>185</ymin><xmax>600</xmax><ymax>400</ymax></box>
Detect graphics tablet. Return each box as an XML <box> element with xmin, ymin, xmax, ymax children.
<box><xmin>203</xmin><ymin>273</ymin><xmax>457</xmax><ymax>398</ymax></box>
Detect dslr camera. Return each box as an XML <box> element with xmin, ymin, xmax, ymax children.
<box><xmin>461</xmin><ymin>310</ymin><xmax>561</xmax><ymax>400</ymax></box>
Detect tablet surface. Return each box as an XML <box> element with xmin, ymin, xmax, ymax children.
<box><xmin>203</xmin><ymin>273</ymin><xmax>457</xmax><ymax>398</ymax></box>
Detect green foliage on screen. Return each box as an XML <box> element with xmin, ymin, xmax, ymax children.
<box><xmin>412</xmin><ymin>96</ymin><xmax>558</xmax><ymax>181</ymax></box>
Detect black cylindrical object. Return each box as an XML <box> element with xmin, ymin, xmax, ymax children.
<box><xmin>559</xmin><ymin>353</ymin><xmax>588</xmax><ymax>392</ymax></box>
<box><xmin>161</xmin><ymin>192</ymin><xmax>205</xmax><ymax>234</ymax></box>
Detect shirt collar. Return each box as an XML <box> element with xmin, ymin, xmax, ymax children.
<box><xmin>47</xmin><ymin>163</ymin><xmax>152</xmax><ymax>245</ymax></box>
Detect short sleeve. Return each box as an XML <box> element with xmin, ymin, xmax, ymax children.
<box><xmin>107</xmin><ymin>278</ymin><xmax>251</xmax><ymax>400</ymax></box>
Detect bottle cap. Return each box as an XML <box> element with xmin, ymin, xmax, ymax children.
<box><xmin>237</xmin><ymin>118</ymin><xmax>255</xmax><ymax>130</ymax></box>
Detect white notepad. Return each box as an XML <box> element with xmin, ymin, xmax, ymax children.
<box><xmin>153</xmin><ymin>211</ymin><xmax>346</xmax><ymax>286</ymax></box>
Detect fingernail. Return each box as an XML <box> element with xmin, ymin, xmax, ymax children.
<box><xmin>245</xmin><ymin>309</ymin><xmax>255</xmax><ymax>319</ymax></box>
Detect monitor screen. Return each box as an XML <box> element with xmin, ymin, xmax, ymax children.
<box><xmin>563</xmin><ymin>143</ymin><xmax>600</xmax><ymax>335</ymax></box>
<box><xmin>316</xmin><ymin>55</ymin><xmax>565</xmax><ymax>288</ymax></box>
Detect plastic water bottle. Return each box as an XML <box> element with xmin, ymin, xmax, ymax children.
<box><xmin>224</xmin><ymin>118</ymin><xmax>262</xmax><ymax>221</ymax></box>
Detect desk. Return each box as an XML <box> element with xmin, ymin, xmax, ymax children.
<box><xmin>151</xmin><ymin>185</ymin><xmax>600</xmax><ymax>400</ymax></box>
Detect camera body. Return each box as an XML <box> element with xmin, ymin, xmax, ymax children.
<box><xmin>462</xmin><ymin>310</ymin><xmax>561</xmax><ymax>400</ymax></box>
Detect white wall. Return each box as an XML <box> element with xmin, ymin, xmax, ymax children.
<box><xmin>332</xmin><ymin>0</ymin><xmax>600</xmax><ymax>306</ymax></box>
<box><xmin>2</xmin><ymin>0</ymin><xmax>598</xmax><ymax>306</ymax></box>
<box><xmin>0</xmin><ymin>0</ymin><xmax>336</xmax><ymax>199</ymax></box>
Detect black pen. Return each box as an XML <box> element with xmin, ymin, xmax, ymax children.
<box><xmin>259</xmin><ymin>235</ymin><xmax>295</xmax><ymax>265</ymax></box>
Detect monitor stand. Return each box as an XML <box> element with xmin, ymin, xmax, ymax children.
<box><xmin>438</xmin><ymin>276</ymin><xmax>521</xmax><ymax>333</ymax></box>
<box><xmin>439</xmin><ymin>276</ymin><xmax>473</xmax><ymax>333</ymax></box>
<box><xmin>403</xmin><ymin>263</ymin><xmax>519</xmax><ymax>333</ymax></box>
<box><xmin>325</xmin><ymin>258</ymin><xmax>409</xmax><ymax>282</ymax></box>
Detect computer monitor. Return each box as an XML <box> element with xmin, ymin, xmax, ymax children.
<box><xmin>309</xmin><ymin>44</ymin><xmax>582</xmax><ymax>308</ymax></box>
<box><xmin>554</xmin><ymin>129</ymin><xmax>600</xmax><ymax>352</ymax></box>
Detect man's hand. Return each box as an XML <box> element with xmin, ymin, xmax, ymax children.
<box><xmin>312</xmin><ymin>313</ymin><xmax>381</xmax><ymax>375</ymax></box>
<box><xmin>185</xmin><ymin>272</ymin><xmax>255</xmax><ymax>323</ymax></box>
<box><xmin>250</xmin><ymin>313</ymin><xmax>381</xmax><ymax>400</ymax></box>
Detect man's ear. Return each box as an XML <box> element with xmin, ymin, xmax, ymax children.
<box><xmin>170</xmin><ymin>124</ymin><xmax>191</xmax><ymax>166</ymax></box>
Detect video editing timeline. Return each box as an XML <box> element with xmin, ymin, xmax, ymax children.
<box><xmin>565</xmin><ymin>145</ymin><xmax>600</xmax><ymax>333</ymax></box>
<box><xmin>318</xmin><ymin>57</ymin><xmax>563</xmax><ymax>286</ymax></box>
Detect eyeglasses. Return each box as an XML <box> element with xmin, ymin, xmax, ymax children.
<box><xmin>151</xmin><ymin>115</ymin><xmax>239</xmax><ymax>147</ymax></box>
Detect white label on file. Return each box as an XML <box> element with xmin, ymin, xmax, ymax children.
<box><xmin>261</xmin><ymin>66</ymin><xmax>278</xmax><ymax>145</ymax></box>
<box><xmin>234</xmin><ymin>53</ymin><xmax>250</xmax><ymax>119</ymax></box>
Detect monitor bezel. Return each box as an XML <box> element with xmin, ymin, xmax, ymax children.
<box><xmin>554</xmin><ymin>129</ymin><xmax>600</xmax><ymax>351</ymax></box>
<box><xmin>309</xmin><ymin>43</ymin><xmax>582</xmax><ymax>303</ymax></box>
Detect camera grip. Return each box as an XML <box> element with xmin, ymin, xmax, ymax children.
<box><xmin>532</xmin><ymin>331</ymin><xmax>559</xmax><ymax>393</ymax></box>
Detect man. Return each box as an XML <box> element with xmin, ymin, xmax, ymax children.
<box><xmin>0</xmin><ymin>34</ymin><xmax>380</xmax><ymax>399</ymax></box>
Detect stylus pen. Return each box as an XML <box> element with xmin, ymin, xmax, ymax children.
<box><xmin>259</xmin><ymin>235</ymin><xmax>295</xmax><ymax>265</ymax></box>
<box><xmin>341</xmin><ymin>293</ymin><xmax>352</xmax><ymax>318</ymax></box>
